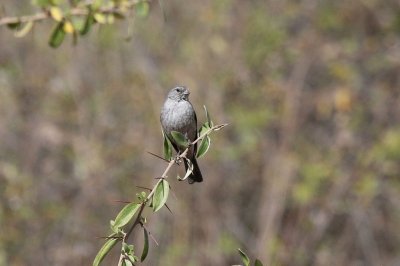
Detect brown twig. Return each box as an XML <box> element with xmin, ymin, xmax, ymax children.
<box><xmin>141</xmin><ymin>223</ymin><xmax>159</xmax><ymax>246</ymax></box>
<box><xmin>115</xmin><ymin>123</ymin><xmax>227</xmax><ymax>265</ymax></box>
<box><xmin>147</xmin><ymin>151</ymin><xmax>170</xmax><ymax>163</ymax></box>
<box><xmin>0</xmin><ymin>0</ymin><xmax>151</xmax><ymax>27</ymax></box>
<box><xmin>113</xmin><ymin>199</ymin><xmax>133</xmax><ymax>204</ymax></box>
<box><xmin>135</xmin><ymin>185</ymin><xmax>152</xmax><ymax>191</ymax></box>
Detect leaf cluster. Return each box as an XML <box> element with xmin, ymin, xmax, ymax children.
<box><xmin>1</xmin><ymin>0</ymin><xmax>151</xmax><ymax>48</ymax></box>
<box><xmin>93</xmin><ymin>107</ymin><xmax>226</xmax><ymax>265</ymax></box>
<box><xmin>238</xmin><ymin>248</ymin><xmax>264</xmax><ymax>266</ymax></box>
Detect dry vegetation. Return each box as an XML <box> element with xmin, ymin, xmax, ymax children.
<box><xmin>0</xmin><ymin>0</ymin><xmax>400</xmax><ymax>265</ymax></box>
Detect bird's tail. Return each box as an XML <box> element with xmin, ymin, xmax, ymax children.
<box><xmin>184</xmin><ymin>157</ymin><xmax>203</xmax><ymax>184</ymax></box>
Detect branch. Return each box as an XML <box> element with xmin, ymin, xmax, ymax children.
<box><xmin>0</xmin><ymin>0</ymin><xmax>150</xmax><ymax>27</ymax></box>
<box><xmin>116</xmin><ymin>123</ymin><xmax>227</xmax><ymax>264</ymax></box>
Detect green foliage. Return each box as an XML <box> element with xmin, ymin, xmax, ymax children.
<box><xmin>3</xmin><ymin>0</ymin><xmax>151</xmax><ymax>48</ymax></box>
<box><xmin>89</xmin><ymin>108</ymin><xmax>223</xmax><ymax>265</ymax></box>
<box><xmin>170</xmin><ymin>131</ymin><xmax>189</xmax><ymax>148</ymax></box>
<box><xmin>196</xmin><ymin>106</ymin><xmax>213</xmax><ymax>158</ymax></box>
<box><xmin>237</xmin><ymin>248</ymin><xmax>264</xmax><ymax>266</ymax></box>
<box><xmin>111</xmin><ymin>202</ymin><xmax>140</xmax><ymax>232</ymax></box>
<box><xmin>238</xmin><ymin>248</ymin><xmax>250</xmax><ymax>266</ymax></box>
<box><xmin>204</xmin><ymin>105</ymin><xmax>213</xmax><ymax>128</ymax></box>
<box><xmin>93</xmin><ymin>236</ymin><xmax>120</xmax><ymax>266</ymax></box>
<box><xmin>163</xmin><ymin>132</ymin><xmax>173</xmax><ymax>161</ymax></box>
<box><xmin>121</xmin><ymin>243</ymin><xmax>139</xmax><ymax>265</ymax></box>
<box><xmin>141</xmin><ymin>227</ymin><xmax>149</xmax><ymax>262</ymax></box>
<box><xmin>49</xmin><ymin>22</ymin><xmax>66</xmax><ymax>48</ymax></box>
<box><xmin>6</xmin><ymin>0</ymin><xmax>399</xmax><ymax>265</ymax></box>
<box><xmin>196</xmin><ymin>131</ymin><xmax>211</xmax><ymax>158</ymax></box>
<box><xmin>152</xmin><ymin>179</ymin><xmax>169</xmax><ymax>212</ymax></box>
<box><xmin>255</xmin><ymin>259</ymin><xmax>264</xmax><ymax>266</ymax></box>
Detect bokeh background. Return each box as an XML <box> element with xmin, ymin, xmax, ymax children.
<box><xmin>1</xmin><ymin>0</ymin><xmax>400</xmax><ymax>265</ymax></box>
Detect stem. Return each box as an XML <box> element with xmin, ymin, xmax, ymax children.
<box><xmin>117</xmin><ymin>123</ymin><xmax>227</xmax><ymax>265</ymax></box>
<box><xmin>0</xmin><ymin>0</ymin><xmax>150</xmax><ymax>26</ymax></box>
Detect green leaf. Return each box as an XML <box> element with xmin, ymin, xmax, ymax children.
<box><xmin>14</xmin><ymin>21</ymin><xmax>33</xmax><ymax>38</ymax></box>
<box><xmin>199</xmin><ymin>123</ymin><xmax>211</xmax><ymax>135</ymax></box>
<box><xmin>49</xmin><ymin>22</ymin><xmax>66</xmax><ymax>48</ymax></box>
<box><xmin>122</xmin><ymin>259</ymin><xmax>133</xmax><ymax>266</ymax></box>
<box><xmin>135</xmin><ymin>2</ymin><xmax>150</xmax><ymax>18</ymax></box>
<box><xmin>238</xmin><ymin>248</ymin><xmax>250</xmax><ymax>266</ymax></box>
<box><xmin>152</xmin><ymin>179</ymin><xmax>169</xmax><ymax>212</ymax></box>
<box><xmin>136</xmin><ymin>191</ymin><xmax>147</xmax><ymax>202</ymax></box>
<box><xmin>204</xmin><ymin>105</ymin><xmax>213</xmax><ymax>127</ymax></box>
<box><xmin>163</xmin><ymin>132</ymin><xmax>173</xmax><ymax>161</ymax></box>
<box><xmin>170</xmin><ymin>131</ymin><xmax>189</xmax><ymax>148</ymax></box>
<box><xmin>140</xmin><ymin>227</ymin><xmax>149</xmax><ymax>262</ymax></box>
<box><xmin>112</xmin><ymin>202</ymin><xmax>140</xmax><ymax>231</ymax></box>
<box><xmin>93</xmin><ymin>237</ymin><xmax>119</xmax><ymax>266</ymax></box>
<box><xmin>255</xmin><ymin>259</ymin><xmax>264</xmax><ymax>266</ymax></box>
<box><xmin>110</xmin><ymin>220</ymin><xmax>116</xmax><ymax>231</ymax></box>
<box><xmin>123</xmin><ymin>243</ymin><xmax>134</xmax><ymax>254</ymax></box>
<box><xmin>196</xmin><ymin>124</ymin><xmax>211</xmax><ymax>158</ymax></box>
<box><xmin>196</xmin><ymin>135</ymin><xmax>210</xmax><ymax>158</ymax></box>
<box><xmin>6</xmin><ymin>21</ymin><xmax>21</xmax><ymax>29</ymax></box>
<box><xmin>80</xmin><ymin>10</ymin><xmax>95</xmax><ymax>35</ymax></box>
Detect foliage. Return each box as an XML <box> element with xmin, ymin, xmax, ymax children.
<box><xmin>92</xmin><ymin>108</ymin><xmax>225</xmax><ymax>265</ymax></box>
<box><xmin>1</xmin><ymin>0</ymin><xmax>400</xmax><ymax>265</ymax></box>
<box><xmin>237</xmin><ymin>248</ymin><xmax>263</xmax><ymax>266</ymax></box>
<box><xmin>0</xmin><ymin>0</ymin><xmax>152</xmax><ymax>48</ymax></box>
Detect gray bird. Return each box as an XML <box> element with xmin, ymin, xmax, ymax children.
<box><xmin>160</xmin><ymin>86</ymin><xmax>203</xmax><ymax>184</ymax></box>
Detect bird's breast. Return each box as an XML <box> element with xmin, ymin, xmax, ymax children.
<box><xmin>161</xmin><ymin>100</ymin><xmax>196</xmax><ymax>139</ymax></box>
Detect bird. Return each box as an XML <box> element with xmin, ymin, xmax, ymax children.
<box><xmin>160</xmin><ymin>86</ymin><xmax>203</xmax><ymax>184</ymax></box>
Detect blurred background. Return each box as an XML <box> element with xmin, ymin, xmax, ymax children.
<box><xmin>1</xmin><ymin>0</ymin><xmax>400</xmax><ymax>265</ymax></box>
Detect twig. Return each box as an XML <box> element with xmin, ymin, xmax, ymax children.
<box><xmin>97</xmin><ymin>235</ymin><xmax>123</xmax><ymax>240</ymax></box>
<box><xmin>147</xmin><ymin>151</ymin><xmax>170</xmax><ymax>163</ymax></box>
<box><xmin>0</xmin><ymin>0</ymin><xmax>151</xmax><ymax>26</ymax></box>
<box><xmin>115</xmin><ymin>123</ymin><xmax>227</xmax><ymax>265</ymax></box>
<box><xmin>164</xmin><ymin>203</ymin><xmax>173</xmax><ymax>214</ymax></box>
<box><xmin>141</xmin><ymin>223</ymin><xmax>159</xmax><ymax>246</ymax></box>
<box><xmin>113</xmin><ymin>199</ymin><xmax>133</xmax><ymax>204</ymax></box>
<box><xmin>135</xmin><ymin>185</ymin><xmax>152</xmax><ymax>191</ymax></box>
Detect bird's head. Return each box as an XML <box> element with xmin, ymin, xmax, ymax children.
<box><xmin>167</xmin><ymin>86</ymin><xmax>190</xmax><ymax>101</ymax></box>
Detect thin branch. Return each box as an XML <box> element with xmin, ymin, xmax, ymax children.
<box><xmin>97</xmin><ymin>235</ymin><xmax>123</xmax><ymax>240</ymax></box>
<box><xmin>113</xmin><ymin>199</ymin><xmax>133</xmax><ymax>204</ymax></box>
<box><xmin>169</xmin><ymin>185</ymin><xmax>178</xmax><ymax>200</ymax></box>
<box><xmin>115</xmin><ymin>123</ymin><xmax>227</xmax><ymax>265</ymax></box>
<box><xmin>147</xmin><ymin>151</ymin><xmax>170</xmax><ymax>163</ymax></box>
<box><xmin>141</xmin><ymin>223</ymin><xmax>159</xmax><ymax>246</ymax></box>
<box><xmin>135</xmin><ymin>185</ymin><xmax>152</xmax><ymax>191</ymax></box>
<box><xmin>164</xmin><ymin>203</ymin><xmax>173</xmax><ymax>214</ymax></box>
<box><xmin>0</xmin><ymin>0</ymin><xmax>151</xmax><ymax>26</ymax></box>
